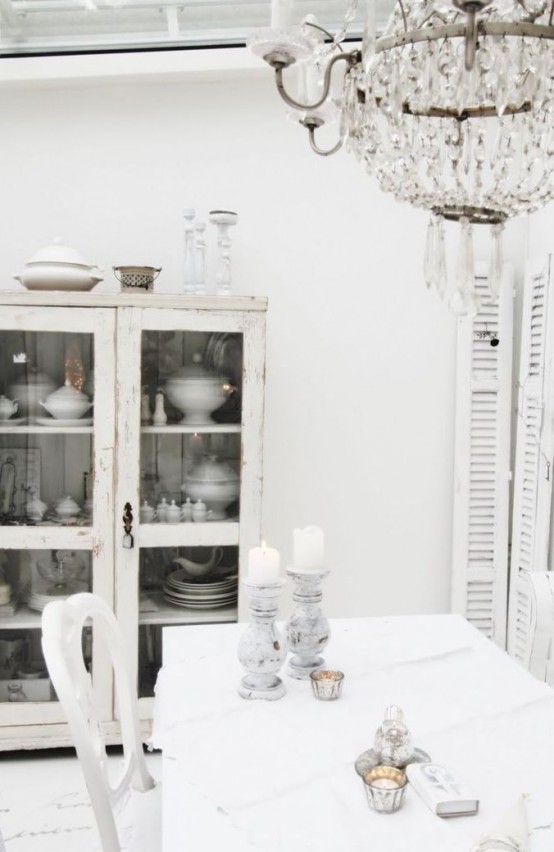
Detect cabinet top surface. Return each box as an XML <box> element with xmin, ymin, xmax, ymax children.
<box><xmin>0</xmin><ymin>290</ymin><xmax>268</xmax><ymax>312</ymax></box>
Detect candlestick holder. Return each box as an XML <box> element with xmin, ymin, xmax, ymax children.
<box><xmin>285</xmin><ymin>567</ymin><xmax>330</xmax><ymax>679</ymax></box>
<box><xmin>237</xmin><ymin>578</ymin><xmax>287</xmax><ymax>700</ymax></box>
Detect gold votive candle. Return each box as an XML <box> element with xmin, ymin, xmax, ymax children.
<box><xmin>309</xmin><ymin>669</ymin><xmax>344</xmax><ymax>700</ymax></box>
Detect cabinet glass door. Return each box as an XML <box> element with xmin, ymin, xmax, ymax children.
<box><xmin>0</xmin><ymin>306</ymin><xmax>115</xmax><ymax>728</ymax></box>
<box><xmin>116</xmin><ymin>306</ymin><xmax>265</xmax><ymax>717</ymax></box>
<box><xmin>0</xmin><ymin>329</ymin><xmax>94</xmax><ymax>526</ymax></box>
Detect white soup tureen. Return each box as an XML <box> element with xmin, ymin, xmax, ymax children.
<box><xmin>39</xmin><ymin>380</ymin><xmax>92</xmax><ymax>420</ymax></box>
<box><xmin>13</xmin><ymin>239</ymin><xmax>103</xmax><ymax>292</ymax></box>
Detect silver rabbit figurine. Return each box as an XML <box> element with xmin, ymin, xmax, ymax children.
<box><xmin>373</xmin><ymin>705</ymin><xmax>414</xmax><ymax>768</ymax></box>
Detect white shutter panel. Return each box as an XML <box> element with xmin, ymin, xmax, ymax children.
<box><xmin>511</xmin><ymin>570</ymin><xmax>554</xmax><ymax>685</ymax></box>
<box><xmin>508</xmin><ymin>256</ymin><xmax>554</xmax><ymax>657</ymax></box>
<box><xmin>451</xmin><ymin>263</ymin><xmax>514</xmax><ymax>647</ymax></box>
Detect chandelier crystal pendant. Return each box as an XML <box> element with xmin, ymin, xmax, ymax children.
<box><xmin>249</xmin><ymin>0</ymin><xmax>554</xmax><ymax>315</ymax></box>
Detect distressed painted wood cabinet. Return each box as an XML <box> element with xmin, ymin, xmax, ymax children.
<box><xmin>0</xmin><ymin>291</ymin><xmax>267</xmax><ymax>749</ymax></box>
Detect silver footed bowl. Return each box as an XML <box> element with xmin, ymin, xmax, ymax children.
<box><xmin>355</xmin><ymin>746</ymin><xmax>431</xmax><ymax>778</ymax></box>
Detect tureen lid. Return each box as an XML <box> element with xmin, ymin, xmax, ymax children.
<box><xmin>46</xmin><ymin>380</ymin><xmax>90</xmax><ymax>403</ymax></box>
<box><xmin>187</xmin><ymin>455</ymin><xmax>239</xmax><ymax>482</ymax></box>
<box><xmin>26</xmin><ymin>238</ymin><xmax>92</xmax><ymax>268</ymax></box>
<box><xmin>168</xmin><ymin>353</ymin><xmax>223</xmax><ymax>382</ymax></box>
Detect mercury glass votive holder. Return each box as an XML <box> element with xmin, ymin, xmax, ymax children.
<box><xmin>309</xmin><ymin>669</ymin><xmax>344</xmax><ymax>700</ymax></box>
<box><xmin>362</xmin><ymin>766</ymin><xmax>407</xmax><ymax>814</ymax></box>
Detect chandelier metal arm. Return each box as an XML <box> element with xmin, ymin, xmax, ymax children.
<box><xmin>303</xmin><ymin>20</ymin><xmax>344</xmax><ymax>51</ymax></box>
<box><xmin>274</xmin><ymin>49</ymin><xmax>361</xmax><ymax>112</ymax></box>
<box><xmin>306</xmin><ymin>125</ymin><xmax>344</xmax><ymax>156</ymax></box>
<box><xmin>298</xmin><ymin>114</ymin><xmax>344</xmax><ymax>156</ymax></box>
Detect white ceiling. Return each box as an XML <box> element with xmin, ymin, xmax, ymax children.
<box><xmin>0</xmin><ymin>0</ymin><xmax>395</xmax><ymax>56</ymax></box>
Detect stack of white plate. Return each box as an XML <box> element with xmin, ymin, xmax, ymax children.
<box><xmin>27</xmin><ymin>581</ymin><xmax>88</xmax><ymax>613</ymax></box>
<box><xmin>163</xmin><ymin>568</ymin><xmax>237</xmax><ymax>610</ymax></box>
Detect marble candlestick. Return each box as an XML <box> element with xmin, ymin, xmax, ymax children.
<box><xmin>285</xmin><ymin>568</ymin><xmax>330</xmax><ymax>679</ymax></box>
<box><xmin>237</xmin><ymin>578</ymin><xmax>287</xmax><ymax>700</ymax></box>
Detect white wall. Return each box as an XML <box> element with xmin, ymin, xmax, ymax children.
<box><xmin>0</xmin><ymin>63</ymin><xmax>527</xmax><ymax>616</ymax></box>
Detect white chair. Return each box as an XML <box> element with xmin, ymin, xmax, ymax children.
<box><xmin>41</xmin><ymin>592</ymin><xmax>160</xmax><ymax>852</ymax></box>
<box><xmin>509</xmin><ymin>570</ymin><xmax>554</xmax><ymax>685</ymax></box>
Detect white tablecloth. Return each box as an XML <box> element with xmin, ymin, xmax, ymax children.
<box><xmin>151</xmin><ymin>615</ymin><xmax>554</xmax><ymax>852</ymax></box>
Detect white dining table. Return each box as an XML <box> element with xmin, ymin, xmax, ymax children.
<box><xmin>151</xmin><ymin>615</ymin><xmax>554</xmax><ymax>852</ymax></box>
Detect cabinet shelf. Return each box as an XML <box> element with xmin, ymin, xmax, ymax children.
<box><xmin>139</xmin><ymin>593</ymin><xmax>237</xmax><ymax>626</ymax></box>
<box><xmin>137</xmin><ymin>521</ymin><xmax>239</xmax><ymax>547</ymax></box>
<box><xmin>141</xmin><ymin>424</ymin><xmax>241</xmax><ymax>435</ymax></box>
<box><xmin>0</xmin><ymin>425</ymin><xmax>93</xmax><ymax>435</ymax></box>
<box><xmin>0</xmin><ymin>605</ymin><xmax>42</xmax><ymax>630</ymax></box>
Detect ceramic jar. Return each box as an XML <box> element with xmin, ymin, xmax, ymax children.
<box><xmin>55</xmin><ymin>495</ymin><xmax>81</xmax><ymax>521</ymax></box>
<box><xmin>39</xmin><ymin>380</ymin><xmax>93</xmax><ymax>420</ymax></box>
<box><xmin>9</xmin><ymin>370</ymin><xmax>55</xmax><ymax>418</ymax></box>
<box><xmin>0</xmin><ymin>396</ymin><xmax>18</xmax><ymax>421</ymax></box>
<box><xmin>140</xmin><ymin>501</ymin><xmax>156</xmax><ymax>523</ymax></box>
<box><xmin>166</xmin><ymin>500</ymin><xmax>181</xmax><ymax>523</ymax></box>
<box><xmin>156</xmin><ymin>497</ymin><xmax>168</xmax><ymax>523</ymax></box>
<box><xmin>165</xmin><ymin>354</ymin><xmax>228</xmax><ymax>424</ymax></box>
<box><xmin>183</xmin><ymin>455</ymin><xmax>240</xmax><ymax>520</ymax></box>
<box><xmin>13</xmin><ymin>239</ymin><xmax>103</xmax><ymax>292</ymax></box>
<box><xmin>26</xmin><ymin>493</ymin><xmax>48</xmax><ymax>521</ymax></box>
<box><xmin>181</xmin><ymin>497</ymin><xmax>193</xmax><ymax>522</ymax></box>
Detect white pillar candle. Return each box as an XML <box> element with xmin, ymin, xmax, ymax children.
<box><xmin>271</xmin><ymin>0</ymin><xmax>294</xmax><ymax>30</ymax></box>
<box><xmin>293</xmin><ymin>526</ymin><xmax>325</xmax><ymax>571</ymax></box>
<box><xmin>247</xmin><ymin>542</ymin><xmax>280</xmax><ymax>584</ymax></box>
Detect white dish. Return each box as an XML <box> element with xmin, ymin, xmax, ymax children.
<box><xmin>163</xmin><ymin>587</ymin><xmax>236</xmax><ymax>600</ymax></box>
<box><xmin>0</xmin><ymin>417</ymin><xmax>25</xmax><ymax>425</ymax></box>
<box><xmin>162</xmin><ymin>594</ymin><xmax>237</xmax><ymax>610</ymax></box>
<box><xmin>36</xmin><ymin>417</ymin><xmax>93</xmax><ymax>427</ymax></box>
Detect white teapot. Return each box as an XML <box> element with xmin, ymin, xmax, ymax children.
<box><xmin>0</xmin><ymin>396</ymin><xmax>18</xmax><ymax>421</ymax></box>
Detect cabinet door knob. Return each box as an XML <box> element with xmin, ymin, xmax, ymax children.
<box><xmin>122</xmin><ymin>502</ymin><xmax>134</xmax><ymax>549</ymax></box>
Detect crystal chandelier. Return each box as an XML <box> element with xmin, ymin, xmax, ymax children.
<box><xmin>250</xmin><ymin>0</ymin><xmax>554</xmax><ymax>314</ymax></box>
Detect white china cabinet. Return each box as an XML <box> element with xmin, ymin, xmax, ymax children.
<box><xmin>0</xmin><ymin>291</ymin><xmax>266</xmax><ymax>749</ymax></box>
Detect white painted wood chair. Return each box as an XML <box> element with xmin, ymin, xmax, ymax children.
<box><xmin>41</xmin><ymin>592</ymin><xmax>160</xmax><ymax>852</ymax></box>
<box><xmin>510</xmin><ymin>570</ymin><xmax>554</xmax><ymax>685</ymax></box>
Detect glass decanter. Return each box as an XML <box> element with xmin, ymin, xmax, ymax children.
<box><xmin>37</xmin><ymin>550</ymin><xmax>86</xmax><ymax>596</ymax></box>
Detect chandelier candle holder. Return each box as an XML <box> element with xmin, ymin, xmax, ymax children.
<box><xmin>285</xmin><ymin>525</ymin><xmax>330</xmax><ymax>679</ymax></box>
<box><xmin>237</xmin><ymin>544</ymin><xmax>287</xmax><ymax>700</ymax></box>
<box><xmin>250</xmin><ymin>0</ymin><xmax>554</xmax><ymax>315</ymax></box>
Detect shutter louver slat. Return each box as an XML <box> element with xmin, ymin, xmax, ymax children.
<box><xmin>508</xmin><ymin>257</ymin><xmax>554</xmax><ymax>668</ymax></box>
<box><xmin>451</xmin><ymin>265</ymin><xmax>513</xmax><ymax>647</ymax></box>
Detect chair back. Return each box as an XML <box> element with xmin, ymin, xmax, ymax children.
<box><xmin>510</xmin><ymin>570</ymin><xmax>554</xmax><ymax>684</ymax></box>
<box><xmin>41</xmin><ymin>592</ymin><xmax>155</xmax><ymax>852</ymax></box>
